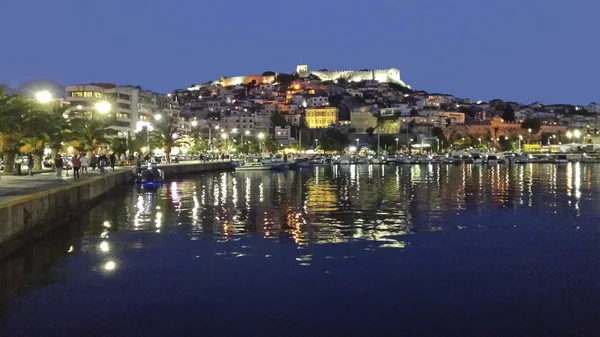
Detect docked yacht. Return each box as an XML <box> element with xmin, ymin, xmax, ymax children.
<box><xmin>235</xmin><ymin>159</ymin><xmax>272</xmax><ymax>171</ymax></box>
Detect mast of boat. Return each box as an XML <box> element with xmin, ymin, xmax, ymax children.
<box><xmin>377</xmin><ymin>131</ymin><xmax>381</xmax><ymax>156</ymax></box>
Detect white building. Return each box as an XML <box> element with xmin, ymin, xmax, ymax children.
<box><xmin>305</xmin><ymin>96</ymin><xmax>329</xmax><ymax>107</ymax></box>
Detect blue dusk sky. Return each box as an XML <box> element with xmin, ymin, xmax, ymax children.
<box><xmin>0</xmin><ymin>0</ymin><xmax>597</xmax><ymax>104</ymax></box>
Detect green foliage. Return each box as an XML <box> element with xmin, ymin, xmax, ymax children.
<box><xmin>149</xmin><ymin>116</ymin><xmax>178</xmax><ymax>161</ymax></box>
<box><xmin>319</xmin><ymin>129</ymin><xmax>350</xmax><ymax>152</ymax></box>
<box><xmin>263</xmin><ymin>137</ymin><xmax>282</xmax><ymax>153</ymax></box>
<box><xmin>275</xmin><ymin>73</ymin><xmax>298</xmax><ymax>88</ymax></box>
<box><xmin>499</xmin><ymin>138</ymin><xmax>516</xmax><ymax>151</ymax></box>
<box><xmin>270</xmin><ymin>111</ymin><xmax>287</xmax><ymax>128</ymax></box>
<box><xmin>502</xmin><ymin>104</ymin><xmax>516</xmax><ymax>121</ymax></box>
<box><xmin>521</xmin><ymin>118</ymin><xmax>541</xmax><ymax>134</ymax></box>
<box><xmin>110</xmin><ymin>138</ymin><xmax>128</xmax><ymax>156</ymax></box>
<box><xmin>70</xmin><ymin>117</ymin><xmax>110</xmax><ymax>155</ymax></box>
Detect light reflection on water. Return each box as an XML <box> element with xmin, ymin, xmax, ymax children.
<box><xmin>3</xmin><ymin>163</ymin><xmax>600</xmax><ymax>336</ymax></box>
<box><xmin>86</xmin><ymin>163</ymin><xmax>600</xmax><ymax>250</ymax></box>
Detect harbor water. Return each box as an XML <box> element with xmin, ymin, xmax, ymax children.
<box><xmin>1</xmin><ymin>163</ymin><xmax>600</xmax><ymax>336</ymax></box>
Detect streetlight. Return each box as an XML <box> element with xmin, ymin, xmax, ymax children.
<box><xmin>567</xmin><ymin>131</ymin><xmax>573</xmax><ymax>144</ymax></box>
<box><xmin>395</xmin><ymin>138</ymin><xmax>399</xmax><ymax>153</ymax></box>
<box><xmin>518</xmin><ymin>135</ymin><xmax>523</xmax><ymax>151</ymax></box>
<box><xmin>154</xmin><ymin>114</ymin><xmax>162</xmax><ymax>121</ymax></box>
<box><xmin>95</xmin><ymin>101</ymin><xmax>111</xmax><ymax>114</ymax></box>
<box><xmin>528</xmin><ymin>128</ymin><xmax>532</xmax><ymax>144</ymax></box>
<box><xmin>221</xmin><ymin>132</ymin><xmax>228</xmax><ymax>153</ymax></box>
<box><xmin>315</xmin><ymin>139</ymin><xmax>319</xmax><ymax>149</ymax></box>
<box><xmin>191</xmin><ymin>120</ymin><xmax>198</xmax><ymax>127</ymax></box>
<box><xmin>258</xmin><ymin>132</ymin><xmax>265</xmax><ymax>153</ymax></box>
<box><xmin>574</xmin><ymin>130</ymin><xmax>581</xmax><ymax>143</ymax></box>
<box><xmin>356</xmin><ymin>138</ymin><xmax>360</xmax><ymax>152</ymax></box>
<box><xmin>35</xmin><ymin>90</ymin><xmax>52</xmax><ymax>104</ymax></box>
<box><xmin>478</xmin><ymin>137</ymin><xmax>482</xmax><ymax>147</ymax></box>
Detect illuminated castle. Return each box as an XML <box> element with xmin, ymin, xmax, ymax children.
<box><xmin>296</xmin><ymin>64</ymin><xmax>410</xmax><ymax>88</ymax></box>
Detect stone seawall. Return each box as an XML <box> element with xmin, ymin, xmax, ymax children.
<box><xmin>0</xmin><ymin>161</ymin><xmax>232</xmax><ymax>258</ymax></box>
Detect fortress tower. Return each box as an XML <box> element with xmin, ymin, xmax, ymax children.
<box><xmin>296</xmin><ymin>64</ymin><xmax>309</xmax><ymax>78</ymax></box>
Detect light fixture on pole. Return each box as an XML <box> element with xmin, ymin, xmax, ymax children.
<box><xmin>35</xmin><ymin>90</ymin><xmax>52</xmax><ymax>104</ymax></box>
<box><xmin>258</xmin><ymin>132</ymin><xmax>265</xmax><ymax>152</ymax></box>
<box><xmin>154</xmin><ymin>114</ymin><xmax>162</xmax><ymax>121</ymax></box>
<box><xmin>95</xmin><ymin>101</ymin><xmax>111</xmax><ymax>115</ymax></box>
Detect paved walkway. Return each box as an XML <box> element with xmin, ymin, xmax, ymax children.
<box><xmin>0</xmin><ymin>168</ymin><xmax>125</xmax><ymax>203</ymax></box>
<box><xmin>0</xmin><ymin>160</ymin><xmax>229</xmax><ymax>204</ymax></box>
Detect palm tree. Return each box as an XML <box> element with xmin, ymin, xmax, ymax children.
<box><xmin>70</xmin><ymin>117</ymin><xmax>110</xmax><ymax>157</ymax></box>
<box><xmin>44</xmin><ymin>103</ymin><xmax>71</xmax><ymax>159</ymax></box>
<box><xmin>149</xmin><ymin>116</ymin><xmax>178</xmax><ymax>162</ymax></box>
<box><xmin>0</xmin><ymin>87</ymin><xmax>35</xmax><ymax>173</ymax></box>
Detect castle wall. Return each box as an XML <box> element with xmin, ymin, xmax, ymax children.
<box><xmin>217</xmin><ymin>75</ymin><xmax>275</xmax><ymax>87</ymax></box>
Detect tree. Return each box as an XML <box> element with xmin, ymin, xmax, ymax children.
<box><xmin>502</xmin><ymin>104</ymin><xmax>516</xmax><ymax>121</ymax></box>
<box><xmin>521</xmin><ymin>118</ymin><xmax>541</xmax><ymax>134</ymax></box>
<box><xmin>110</xmin><ymin>138</ymin><xmax>128</xmax><ymax>157</ymax></box>
<box><xmin>263</xmin><ymin>137</ymin><xmax>282</xmax><ymax>153</ymax></box>
<box><xmin>276</xmin><ymin>73</ymin><xmax>297</xmax><ymax>88</ymax></box>
<box><xmin>262</xmin><ymin>71</ymin><xmax>275</xmax><ymax>76</ymax></box>
<box><xmin>319</xmin><ymin>129</ymin><xmax>350</xmax><ymax>153</ymax></box>
<box><xmin>0</xmin><ymin>88</ymin><xmax>35</xmax><ymax>173</ymax></box>
<box><xmin>70</xmin><ymin>117</ymin><xmax>110</xmax><ymax>158</ymax></box>
<box><xmin>366</xmin><ymin>127</ymin><xmax>375</xmax><ymax>136</ymax></box>
<box><xmin>270</xmin><ymin>111</ymin><xmax>287</xmax><ymax>128</ymax></box>
<box><xmin>44</xmin><ymin>103</ymin><xmax>71</xmax><ymax>160</ymax></box>
<box><xmin>409</xmin><ymin>109</ymin><xmax>420</xmax><ymax>116</ymax></box>
<box><xmin>149</xmin><ymin>116</ymin><xmax>179</xmax><ymax>162</ymax></box>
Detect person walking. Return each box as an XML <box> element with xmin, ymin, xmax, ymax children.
<box><xmin>27</xmin><ymin>152</ymin><xmax>34</xmax><ymax>176</ymax></box>
<box><xmin>99</xmin><ymin>154</ymin><xmax>107</xmax><ymax>173</ymax></box>
<box><xmin>91</xmin><ymin>155</ymin><xmax>97</xmax><ymax>171</ymax></box>
<box><xmin>55</xmin><ymin>155</ymin><xmax>64</xmax><ymax>178</ymax></box>
<box><xmin>72</xmin><ymin>155</ymin><xmax>81</xmax><ymax>179</ymax></box>
<box><xmin>80</xmin><ymin>154</ymin><xmax>89</xmax><ymax>176</ymax></box>
<box><xmin>110</xmin><ymin>153</ymin><xmax>116</xmax><ymax>171</ymax></box>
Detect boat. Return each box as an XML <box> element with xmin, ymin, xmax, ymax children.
<box><xmin>452</xmin><ymin>155</ymin><xmax>464</xmax><ymax>164</ymax></box>
<box><xmin>554</xmin><ymin>154</ymin><xmax>568</xmax><ymax>164</ymax></box>
<box><xmin>415</xmin><ymin>155</ymin><xmax>432</xmax><ymax>164</ymax></box>
<box><xmin>514</xmin><ymin>154</ymin><xmax>533</xmax><ymax>164</ymax></box>
<box><xmin>290</xmin><ymin>157</ymin><xmax>314</xmax><ymax>169</ymax></box>
<box><xmin>134</xmin><ymin>163</ymin><xmax>164</xmax><ymax>188</ymax></box>
<box><xmin>355</xmin><ymin>156</ymin><xmax>368</xmax><ymax>164</ymax></box>
<box><xmin>236</xmin><ymin>158</ymin><xmax>272</xmax><ymax>171</ymax></box>
<box><xmin>398</xmin><ymin>156</ymin><xmax>416</xmax><ymax>164</ymax></box>
<box><xmin>471</xmin><ymin>154</ymin><xmax>484</xmax><ymax>164</ymax></box>
<box><xmin>311</xmin><ymin>156</ymin><xmax>329</xmax><ymax>165</ymax></box>
<box><xmin>385</xmin><ymin>155</ymin><xmax>398</xmax><ymax>164</ymax></box>
<box><xmin>339</xmin><ymin>155</ymin><xmax>351</xmax><ymax>165</ymax></box>
<box><xmin>262</xmin><ymin>158</ymin><xmax>289</xmax><ymax>171</ymax></box>
<box><xmin>370</xmin><ymin>156</ymin><xmax>384</xmax><ymax>164</ymax></box>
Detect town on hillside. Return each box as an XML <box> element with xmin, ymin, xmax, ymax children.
<box><xmin>3</xmin><ymin>64</ymin><xmax>600</xmax><ymax>159</ymax></box>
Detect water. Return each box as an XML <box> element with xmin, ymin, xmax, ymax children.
<box><xmin>2</xmin><ymin>163</ymin><xmax>600</xmax><ymax>336</ymax></box>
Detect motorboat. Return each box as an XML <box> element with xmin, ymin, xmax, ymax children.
<box><xmin>290</xmin><ymin>157</ymin><xmax>313</xmax><ymax>169</ymax></box>
<box><xmin>262</xmin><ymin>158</ymin><xmax>289</xmax><ymax>171</ymax></box>
<box><xmin>415</xmin><ymin>155</ymin><xmax>432</xmax><ymax>164</ymax></box>
<box><xmin>236</xmin><ymin>158</ymin><xmax>272</xmax><ymax>171</ymax></box>
<box><xmin>134</xmin><ymin>162</ymin><xmax>164</xmax><ymax>188</ymax></box>
<box><xmin>385</xmin><ymin>155</ymin><xmax>398</xmax><ymax>164</ymax></box>
<box><xmin>471</xmin><ymin>154</ymin><xmax>484</xmax><ymax>164</ymax></box>
<box><xmin>514</xmin><ymin>154</ymin><xmax>533</xmax><ymax>164</ymax></box>
<box><xmin>339</xmin><ymin>155</ymin><xmax>351</xmax><ymax>165</ymax></box>
<box><xmin>398</xmin><ymin>156</ymin><xmax>416</xmax><ymax>164</ymax></box>
<box><xmin>452</xmin><ymin>155</ymin><xmax>464</xmax><ymax>164</ymax></box>
<box><xmin>311</xmin><ymin>156</ymin><xmax>326</xmax><ymax>165</ymax></box>
<box><xmin>370</xmin><ymin>156</ymin><xmax>384</xmax><ymax>164</ymax></box>
<box><xmin>355</xmin><ymin>156</ymin><xmax>368</xmax><ymax>164</ymax></box>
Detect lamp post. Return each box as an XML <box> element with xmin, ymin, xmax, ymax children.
<box><xmin>395</xmin><ymin>138</ymin><xmax>399</xmax><ymax>153</ymax></box>
<box><xmin>315</xmin><ymin>139</ymin><xmax>319</xmax><ymax>150</ymax></box>
<box><xmin>567</xmin><ymin>131</ymin><xmax>573</xmax><ymax>144</ymax></box>
<box><xmin>35</xmin><ymin>90</ymin><xmax>53</xmax><ymax>104</ymax></box>
<box><xmin>574</xmin><ymin>130</ymin><xmax>581</xmax><ymax>143</ymax></box>
<box><xmin>154</xmin><ymin>114</ymin><xmax>162</xmax><ymax>121</ymax></box>
<box><xmin>356</xmin><ymin>138</ymin><xmax>360</xmax><ymax>152</ymax></box>
<box><xmin>258</xmin><ymin>132</ymin><xmax>265</xmax><ymax>153</ymax></box>
<box><xmin>221</xmin><ymin>132</ymin><xmax>228</xmax><ymax>154</ymax></box>
<box><xmin>528</xmin><ymin>128</ymin><xmax>532</xmax><ymax>144</ymax></box>
<box><xmin>95</xmin><ymin>101</ymin><xmax>111</xmax><ymax>115</ymax></box>
<box><xmin>478</xmin><ymin>137</ymin><xmax>482</xmax><ymax>147</ymax></box>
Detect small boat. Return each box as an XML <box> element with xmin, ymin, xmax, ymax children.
<box><xmin>290</xmin><ymin>157</ymin><xmax>314</xmax><ymax>169</ymax></box>
<box><xmin>134</xmin><ymin>163</ymin><xmax>164</xmax><ymax>188</ymax></box>
<box><xmin>398</xmin><ymin>156</ymin><xmax>416</xmax><ymax>164</ymax></box>
<box><xmin>554</xmin><ymin>154</ymin><xmax>568</xmax><ymax>164</ymax></box>
<box><xmin>471</xmin><ymin>154</ymin><xmax>484</xmax><ymax>164</ymax></box>
<box><xmin>514</xmin><ymin>154</ymin><xmax>533</xmax><ymax>164</ymax></box>
<box><xmin>385</xmin><ymin>155</ymin><xmax>398</xmax><ymax>164</ymax></box>
<box><xmin>339</xmin><ymin>155</ymin><xmax>351</xmax><ymax>165</ymax></box>
<box><xmin>236</xmin><ymin>159</ymin><xmax>272</xmax><ymax>171</ymax></box>
<box><xmin>415</xmin><ymin>155</ymin><xmax>432</xmax><ymax>164</ymax></box>
<box><xmin>370</xmin><ymin>156</ymin><xmax>384</xmax><ymax>164</ymax></box>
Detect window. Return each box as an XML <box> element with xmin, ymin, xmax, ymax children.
<box><xmin>70</xmin><ymin>91</ymin><xmax>83</xmax><ymax>97</ymax></box>
<box><xmin>118</xmin><ymin>93</ymin><xmax>131</xmax><ymax>101</ymax></box>
<box><xmin>118</xmin><ymin>103</ymin><xmax>130</xmax><ymax>109</ymax></box>
<box><xmin>94</xmin><ymin>92</ymin><xmax>103</xmax><ymax>98</ymax></box>
<box><xmin>83</xmin><ymin>92</ymin><xmax>93</xmax><ymax>97</ymax></box>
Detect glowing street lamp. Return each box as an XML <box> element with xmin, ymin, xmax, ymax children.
<box><xmin>395</xmin><ymin>138</ymin><xmax>399</xmax><ymax>152</ymax></box>
<box><xmin>574</xmin><ymin>129</ymin><xmax>581</xmax><ymax>143</ymax></box>
<box><xmin>258</xmin><ymin>132</ymin><xmax>265</xmax><ymax>152</ymax></box>
<box><xmin>95</xmin><ymin>101</ymin><xmax>111</xmax><ymax>114</ymax></box>
<box><xmin>35</xmin><ymin>90</ymin><xmax>52</xmax><ymax>104</ymax></box>
<box><xmin>566</xmin><ymin>131</ymin><xmax>573</xmax><ymax>143</ymax></box>
<box><xmin>154</xmin><ymin>114</ymin><xmax>162</xmax><ymax>121</ymax></box>
<box><xmin>244</xmin><ymin>130</ymin><xmax>250</xmax><ymax>136</ymax></box>
<box><xmin>191</xmin><ymin>120</ymin><xmax>198</xmax><ymax>127</ymax></box>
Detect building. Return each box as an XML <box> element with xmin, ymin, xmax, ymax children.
<box><xmin>305</xmin><ymin>96</ymin><xmax>329</xmax><ymax>107</ymax></box>
<box><xmin>65</xmin><ymin>84</ymin><xmax>139</xmax><ymax>138</ymax></box>
<box><xmin>296</xmin><ymin>64</ymin><xmax>410</xmax><ymax>88</ymax></box>
<box><xmin>305</xmin><ymin>107</ymin><xmax>338</xmax><ymax>129</ymax></box>
<box><xmin>65</xmin><ymin>84</ymin><xmax>185</xmax><ymax>138</ymax></box>
<box><xmin>274</xmin><ymin>126</ymin><xmax>295</xmax><ymax>147</ymax></box>
<box><xmin>350</xmin><ymin>106</ymin><xmax>378</xmax><ymax>134</ymax></box>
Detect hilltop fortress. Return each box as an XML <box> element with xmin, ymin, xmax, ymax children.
<box><xmin>296</xmin><ymin>64</ymin><xmax>410</xmax><ymax>88</ymax></box>
<box><xmin>191</xmin><ymin>64</ymin><xmax>409</xmax><ymax>89</ymax></box>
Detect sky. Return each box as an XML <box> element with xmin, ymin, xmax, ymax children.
<box><xmin>0</xmin><ymin>0</ymin><xmax>598</xmax><ymax>104</ymax></box>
